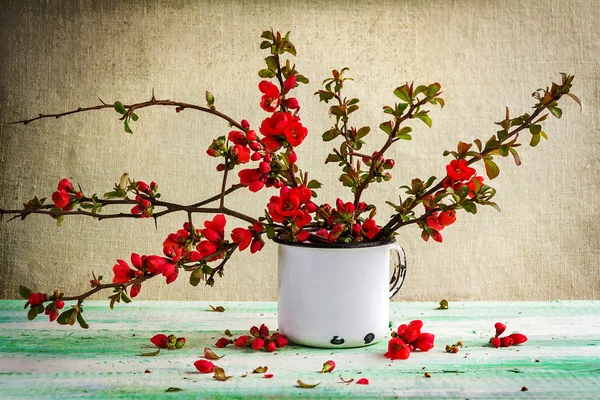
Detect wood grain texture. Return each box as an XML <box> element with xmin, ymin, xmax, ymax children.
<box><xmin>1</xmin><ymin>300</ymin><xmax>599</xmax><ymax>399</ymax></box>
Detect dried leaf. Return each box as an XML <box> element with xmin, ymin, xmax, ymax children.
<box><xmin>241</xmin><ymin>372</ymin><xmax>248</xmax><ymax>378</ymax></box>
<box><xmin>424</xmin><ymin>372</ymin><xmax>431</xmax><ymax>378</ymax></box>
<box><xmin>165</xmin><ymin>387</ymin><xmax>183</xmax><ymax>392</ymax></box>
<box><xmin>438</xmin><ymin>299</ymin><xmax>449</xmax><ymax>310</ymax></box>
<box><xmin>137</xmin><ymin>349</ymin><xmax>160</xmax><ymax>357</ymax></box>
<box><xmin>204</xmin><ymin>347</ymin><xmax>224</xmax><ymax>360</ymax></box>
<box><xmin>340</xmin><ymin>376</ymin><xmax>354</xmax><ymax>385</ymax></box>
<box><xmin>253</xmin><ymin>366</ymin><xmax>268</xmax><ymax>373</ymax></box>
<box><xmin>297</xmin><ymin>379</ymin><xmax>321</xmax><ymax>388</ymax></box>
<box><xmin>224</xmin><ymin>329</ymin><xmax>232</xmax><ymax>336</ymax></box>
<box><xmin>213</xmin><ymin>367</ymin><xmax>233</xmax><ymax>381</ymax></box>
<box><xmin>209</xmin><ymin>305</ymin><xmax>225</xmax><ymax>312</ymax></box>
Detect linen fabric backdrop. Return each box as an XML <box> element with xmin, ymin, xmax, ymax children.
<box><xmin>0</xmin><ymin>0</ymin><xmax>598</xmax><ymax>302</ymax></box>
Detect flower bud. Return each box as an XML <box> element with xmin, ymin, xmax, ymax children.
<box><xmin>241</xmin><ymin>119</ymin><xmax>250</xmax><ymax>130</ymax></box>
<box><xmin>215</xmin><ymin>337</ymin><xmax>232</xmax><ymax>348</ymax></box>
<box><xmin>320</xmin><ymin>360</ymin><xmax>336</xmax><ymax>373</ymax></box>
<box><xmin>249</xmin><ymin>142</ymin><xmax>262</xmax><ymax>151</ymax></box>
<box><xmin>246</xmin><ymin>130</ymin><xmax>257</xmax><ymax>142</ymax></box>
<box><xmin>251</xmin><ymin>152</ymin><xmax>262</xmax><ymax>161</ymax></box>
<box><xmin>175</xmin><ymin>337</ymin><xmax>186</xmax><ymax>349</ymax></box>
<box><xmin>259</xmin><ymin>162</ymin><xmax>271</xmax><ymax>174</ymax></box>
<box><xmin>55</xmin><ymin>299</ymin><xmax>65</xmax><ymax>309</ymax></box>
<box><xmin>28</xmin><ymin>293</ymin><xmax>47</xmax><ymax>306</ymax></box>
<box><xmin>250</xmin><ymin>239</ymin><xmax>264</xmax><ymax>254</ymax></box>
<box><xmin>287</xmin><ymin>150</ymin><xmax>297</xmax><ymax>164</ymax></box>
<box><xmin>250</xmin><ymin>325</ymin><xmax>260</xmax><ymax>337</ymax></box>
<box><xmin>494</xmin><ymin>322</ymin><xmax>506</xmax><ymax>338</ymax></box>
<box><xmin>48</xmin><ymin>308</ymin><xmax>59</xmax><ymax>322</ymax></box>
<box><xmin>501</xmin><ymin>336</ymin><xmax>514</xmax><ymax>347</ymax></box>
<box><xmin>383</xmin><ymin>159</ymin><xmax>395</xmax><ymax>169</ymax></box>
<box><xmin>259</xmin><ymin>324</ymin><xmax>270</xmax><ymax>337</ymax></box>
<box><xmin>252</xmin><ymin>222</ymin><xmax>263</xmax><ymax>233</ymax></box>
<box><xmin>265</xmin><ymin>341</ymin><xmax>276</xmax><ymax>352</ymax></box>
<box><xmin>508</xmin><ymin>333</ymin><xmax>528</xmax><ymax>345</ymax></box>
<box><xmin>234</xmin><ymin>335</ymin><xmax>253</xmax><ymax>347</ymax></box>
<box><xmin>251</xmin><ymin>338</ymin><xmax>265</xmax><ymax>350</ymax></box>
<box><xmin>216</xmin><ymin>163</ymin><xmax>226</xmax><ymax>172</ymax></box>
<box><xmin>206</xmin><ymin>148</ymin><xmax>217</xmax><ymax>157</ymax></box>
<box><xmin>150</xmin><ymin>334</ymin><xmax>169</xmax><ymax>348</ymax></box>
<box><xmin>273</xmin><ymin>336</ymin><xmax>288</xmax><ymax>348</ymax></box>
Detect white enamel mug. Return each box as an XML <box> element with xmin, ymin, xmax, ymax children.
<box><xmin>276</xmin><ymin>239</ymin><xmax>407</xmax><ymax>348</ymax></box>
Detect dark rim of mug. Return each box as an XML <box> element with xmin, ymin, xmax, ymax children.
<box><xmin>272</xmin><ymin>236</ymin><xmax>396</xmax><ymax>249</ymax></box>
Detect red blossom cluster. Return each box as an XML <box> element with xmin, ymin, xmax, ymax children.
<box><xmin>51</xmin><ymin>178</ymin><xmax>82</xmax><ymax>210</ymax></box>
<box><xmin>150</xmin><ymin>333</ymin><xmax>186</xmax><ymax>350</ymax></box>
<box><xmin>490</xmin><ymin>322</ymin><xmax>528</xmax><ymax>348</ymax></box>
<box><xmin>215</xmin><ymin>324</ymin><xmax>288</xmax><ymax>352</ymax></box>
<box><xmin>267</xmin><ymin>185</ymin><xmax>315</xmax><ymax>241</ymax></box>
<box><xmin>24</xmin><ymin>290</ymin><xmax>65</xmax><ymax>322</ymax></box>
<box><xmin>313</xmin><ymin>199</ymin><xmax>381</xmax><ymax>243</ymax></box>
<box><xmin>384</xmin><ymin>320</ymin><xmax>435</xmax><ymax>360</ymax></box>
<box><xmin>130</xmin><ymin>180</ymin><xmax>158</xmax><ymax>218</ymax></box>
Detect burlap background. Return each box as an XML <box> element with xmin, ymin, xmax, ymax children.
<box><xmin>1</xmin><ymin>0</ymin><xmax>598</xmax><ymax>302</ymax></box>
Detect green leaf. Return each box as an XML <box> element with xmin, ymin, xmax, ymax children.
<box><xmin>395</xmin><ymin>126</ymin><xmax>413</xmax><ymax>140</ymax></box>
<box><xmin>57</xmin><ymin>309</ymin><xmax>76</xmax><ymax>325</ymax></box>
<box><xmin>379</xmin><ymin>121</ymin><xmax>392</xmax><ymax>135</ymax></box>
<box><xmin>549</xmin><ymin>106</ymin><xmax>562</xmax><ymax>119</ymax></box>
<box><xmin>114</xmin><ymin>101</ymin><xmax>126</xmax><ymax>115</ymax></box>
<box><xmin>325</xmin><ymin>153</ymin><xmax>343</xmax><ymax>164</ymax></box>
<box><xmin>499</xmin><ymin>145</ymin><xmax>509</xmax><ymax>157</ymax></box>
<box><xmin>258</xmin><ymin>69</ymin><xmax>276</xmax><ymax>79</ymax></box>
<box><xmin>530</xmin><ymin>133</ymin><xmax>541</xmax><ymax>147</ymax></box>
<box><xmin>307</xmin><ymin>180</ymin><xmax>322</xmax><ymax>189</ymax></box>
<box><xmin>27</xmin><ymin>307</ymin><xmax>39</xmax><ymax>321</ymax></box>
<box><xmin>264</xmin><ymin>56</ymin><xmax>277</xmax><ymax>71</ymax></box>
<box><xmin>19</xmin><ymin>285</ymin><xmax>32</xmax><ymax>300</ymax></box>
<box><xmin>56</xmin><ymin>215</ymin><xmax>64</xmax><ymax>227</ymax></box>
<box><xmin>427</xmin><ymin>83</ymin><xmax>441</xmax><ymax>97</ymax></box>
<box><xmin>261</xmin><ymin>31</ymin><xmax>274</xmax><ymax>40</ymax></box>
<box><xmin>356</xmin><ymin>126</ymin><xmax>370</xmax><ymax>139</ymax></box>
<box><xmin>165</xmin><ymin>387</ymin><xmax>183</xmax><ymax>392</ymax></box>
<box><xmin>130</xmin><ymin>113</ymin><xmax>138</xmax><ymax>122</ymax></box>
<box><xmin>77</xmin><ymin>312</ymin><xmax>89</xmax><ymax>329</ymax></box>
<box><xmin>393</xmin><ymin>85</ymin><xmax>411</xmax><ymax>102</ymax></box>
<box><xmin>266</xmin><ymin>225</ymin><xmax>275</xmax><ymax>240</ymax></box>
<box><xmin>260</xmin><ymin>40</ymin><xmax>271</xmax><ymax>49</ymax></box>
<box><xmin>121</xmin><ymin>292</ymin><xmax>131</xmax><ymax>304</ymax></box>
<box><xmin>124</xmin><ymin>119</ymin><xmax>133</xmax><ymax>134</ymax></box>
<box><xmin>529</xmin><ymin>124</ymin><xmax>541</xmax><ymax>135</ymax></box>
<box><xmin>415</xmin><ymin>111</ymin><xmax>432</xmax><ymax>128</ymax></box>
<box><xmin>190</xmin><ymin>268</ymin><xmax>204</xmax><ymax>287</ymax></box>
<box><xmin>509</xmin><ymin>148</ymin><xmax>522</xmax><ymax>166</ymax></box>
<box><xmin>484</xmin><ymin>158</ymin><xmax>500</xmax><ymax>180</ymax></box>
<box><xmin>462</xmin><ymin>201</ymin><xmax>477</xmax><ymax>214</ymax></box>
<box><xmin>295</xmin><ymin>74</ymin><xmax>309</xmax><ymax>84</ymax></box>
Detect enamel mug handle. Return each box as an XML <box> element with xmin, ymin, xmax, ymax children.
<box><xmin>389</xmin><ymin>244</ymin><xmax>407</xmax><ymax>299</ymax></box>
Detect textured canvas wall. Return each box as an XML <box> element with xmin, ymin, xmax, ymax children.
<box><xmin>1</xmin><ymin>0</ymin><xmax>598</xmax><ymax>302</ymax></box>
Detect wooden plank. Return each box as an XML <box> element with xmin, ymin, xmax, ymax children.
<box><xmin>0</xmin><ymin>300</ymin><xmax>599</xmax><ymax>398</ymax></box>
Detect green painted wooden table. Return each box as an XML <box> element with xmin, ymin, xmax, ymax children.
<box><xmin>1</xmin><ymin>300</ymin><xmax>599</xmax><ymax>399</ymax></box>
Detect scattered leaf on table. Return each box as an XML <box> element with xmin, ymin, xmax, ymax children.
<box><xmin>213</xmin><ymin>367</ymin><xmax>233</xmax><ymax>381</ymax></box>
<box><xmin>209</xmin><ymin>305</ymin><xmax>225</xmax><ymax>312</ymax></box>
<box><xmin>204</xmin><ymin>347</ymin><xmax>224</xmax><ymax>360</ymax></box>
<box><xmin>241</xmin><ymin>372</ymin><xmax>248</xmax><ymax>378</ymax></box>
<box><xmin>137</xmin><ymin>349</ymin><xmax>160</xmax><ymax>357</ymax></box>
<box><xmin>297</xmin><ymin>379</ymin><xmax>321</xmax><ymax>388</ymax></box>
<box><xmin>253</xmin><ymin>366</ymin><xmax>268</xmax><ymax>373</ymax></box>
<box><xmin>165</xmin><ymin>387</ymin><xmax>183</xmax><ymax>392</ymax></box>
<box><xmin>340</xmin><ymin>376</ymin><xmax>354</xmax><ymax>384</ymax></box>
<box><xmin>507</xmin><ymin>368</ymin><xmax>524</xmax><ymax>373</ymax></box>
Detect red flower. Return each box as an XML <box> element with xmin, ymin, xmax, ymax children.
<box><xmin>28</xmin><ymin>292</ymin><xmax>47</xmax><ymax>306</ymax></box>
<box><xmin>130</xmin><ymin>283</ymin><xmax>142</xmax><ymax>298</ymax></box>
<box><xmin>296</xmin><ymin>230</ymin><xmax>309</xmax><ymax>242</ymax></box>
<box><xmin>415</xmin><ymin>333</ymin><xmax>435</xmax><ymax>351</ymax></box>
<box><xmin>194</xmin><ymin>359</ymin><xmax>216</xmax><ymax>373</ymax></box>
<box><xmin>283</xmin><ymin>119</ymin><xmax>308</xmax><ymax>147</ymax></box>
<box><xmin>283</xmin><ymin>75</ymin><xmax>296</xmax><ymax>93</ymax></box>
<box><xmin>501</xmin><ymin>336</ymin><xmax>514</xmax><ymax>347</ymax></box>
<box><xmin>238</xmin><ymin>168</ymin><xmax>266</xmax><ymax>192</ymax></box>
<box><xmin>446</xmin><ymin>159</ymin><xmax>476</xmax><ymax>182</ymax></box>
<box><xmin>112</xmin><ymin>259</ymin><xmax>140</xmax><ymax>284</ymax></box>
<box><xmin>356</xmin><ymin>378</ymin><xmax>369</xmax><ymax>385</ymax></box>
<box><xmin>233</xmin><ymin>144</ymin><xmax>251</xmax><ymax>164</ymax></box>
<box><xmin>52</xmin><ymin>189</ymin><xmax>70</xmax><ymax>209</ymax></box>
<box><xmin>430</xmin><ymin>229</ymin><xmax>443</xmax><ymax>243</ymax></box>
<box><xmin>273</xmin><ymin>335</ymin><xmax>288</xmax><ymax>348</ymax></box>
<box><xmin>231</xmin><ymin>227</ymin><xmax>253</xmax><ymax>251</ymax></box>
<box><xmin>251</xmin><ymin>338</ymin><xmax>265</xmax><ymax>350</ymax></box>
<box><xmin>202</xmin><ymin>214</ymin><xmax>226</xmax><ymax>242</ymax></box>
<box><xmin>438</xmin><ymin>210</ymin><xmax>456</xmax><ymax>226</ymax></box>
<box><xmin>426</xmin><ymin>213</ymin><xmax>444</xmax><ymax>231</ymax></box>
<box><xmin>384</xmin><ymin>337</ymin><xmax>411</xmax><ymax>360</ymax></box>
<box><xmin>491</xmin><ymin>337</ymin><xmax>501</xmax><ymax>348</ymax></box>
<box><xmin>363</xmin><ymin>218</ymin><xmax>381</xmax><ymax>239</ymax></box>
<box><xmin>57</xmin><ymin>178</ymin><xmax>74</xmax><ymax>192</ymax></box>
<box><xmin>259</xmin><ymin>81</ymin><xmax>280</xmax><ymax>112</ymax></box>
<box><xmin>145</xmin><ymin>255</ymin><xmax>168</xmax><ymax>274</ymax></box>
<box><xmin>250</xmin><ymin>238</ymin><xmax>265</xmax><ymax>253</ymax></box>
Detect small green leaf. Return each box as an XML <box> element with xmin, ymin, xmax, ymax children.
<box><xmin>264</xmin><ymin>56</ymin><xmax>277</xmax><ymax>71</ymax></box>
<box><xmin>307</xmin><ymin>180</ymin><xmax>322</xmax><ymax>189</ymax></box>
<box><xmin>549</xmin><ymin>106</ymin><xmax>562</xmax><ymax>119</ymax></box>
<box><xmin>130</xmin><ymin>113</ymin><xmax>138</xmax><ymax>122</ymax></box>
<box><xmin>57</xmin><ymin>309</ymin><xmax>76</xmax><ymax>325</ymax></box>
<box><xmin>124</xmin><ymin>119</ymin><xmax>133</xmax><ymax>134</ymax></box>
<box><xmin>415</xmin><ymin>111</ymin><xmax>432</xmax><ymax>128</ymax></box>
<box><xmin>379</xmin><ymin>121</ymin><xmax>392</xmax><ymax>135</ymax></box>
<box><xmin>258</xmin><ymin>69</ymin><xmax>276</xmax><ymax>79</ymax></box>
<box><xmin>261</xmin><ymin>31</ymin><xmax>274</xmax><ymax>40</ymax></box>
<box><xmin>27</xmin><ymin>307</ymin><xmax>39</xmax><ymax>321</ymax></box>
<box><xmin>114</xmin><ymin>101</ymin><xmax>126</xmax><ymax>115</ymax></box>
<box><xmin>77</xmin><ymin>312</ymin><xmax>89</xmax><ymax>329</ymax></box>
<box><xmin>121</xmin><ymin>292</ymin><xmax>131</xmax><ymax>304</ymax></box>
<box><xmin>19</xmin><ymin>285</ymin><xmax>32</xmax><ymax>300</ymax></box>
<box><xmin>190</xmin><ymin>268</ymin><xmax>204</xmax><ymax>287</ymax></box>
<box><xmin>529</xmin><ymin>124</ymin><xmax>541</xmax><ymax>135</ymax></box>
<box><xmin>484</xmin><ymin>158</ymin><xmax>500</xmax><ymax>180</ymax></box>
<box><xmin>322</xmin><ymin>129</ymin><xmax>339</xmax><ymax>142</ymax></box>
<box><xmin>530</xmin><ymin>133</ymin><xmax>541</xmax><ymax>147</ymax></box>
<box><xmin>260</xmin><ymin>41</ymin><xmax>271</xmax><ymax>49</ymax></box>
<box><xmin>395</xmin><ymin>126</ymin><xmax>413</xmax><ymax>140</ymax></box>
<box><xmin>393</xmin><ymin>85</ymin><xmax>411</xmax><ymax>102</ymax></box>
<box><xmin>462</xmin><ymin>201</ymin><xmax>477</xmax><ymax>214</ymax></box>
<box><xmin>325</xmin><ymin>153</ymin><xmax>343</xmax><ymax>164</ymax></box>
